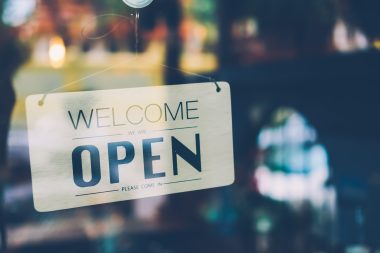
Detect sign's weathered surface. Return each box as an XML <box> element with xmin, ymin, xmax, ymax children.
<box><xmin>26</xmin><ymin>82</ymin><xmax>234</xmax><ymax>212</ymax></box>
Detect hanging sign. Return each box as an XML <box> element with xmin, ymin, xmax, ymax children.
<box><xmin>26</xmin><ymin>82</ymin><xmax>234</xmax><ymax>212</ymax></box>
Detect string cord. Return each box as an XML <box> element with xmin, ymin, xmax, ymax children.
<box><xmin>38</xmin><ymin>12</ymin><xmax>220</xmax><ymax>106</ymax></box>
<box><xmin>135</xmin><ymin>11</ymin><xmax>139</xmax><ymax>56</ymax></box>
<box><xmin>80</xmin><ymin>13</ymin><xmax>133</xmax><ymax>40</ymax></box>
<box><xmin>159</xmin><ymin>63</ymin><xmax>221</xmax><ymax>92</ymax></box>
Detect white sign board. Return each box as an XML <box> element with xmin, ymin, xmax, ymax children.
<box><xmin>26</xmin><ymin>82</ymin><xmax>234</xmax><ymax>212</ymax></box>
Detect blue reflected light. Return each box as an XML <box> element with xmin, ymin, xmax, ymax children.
<box><xmin>2</xmin><ymin>0</ymin><xmax>37</xmax><ymax>27</ymax></box>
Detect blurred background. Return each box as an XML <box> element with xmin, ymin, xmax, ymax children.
<box><xmin>1</xmin><ymin>0</ymin><xmax>380</xmax><ymax>252</ymax></box>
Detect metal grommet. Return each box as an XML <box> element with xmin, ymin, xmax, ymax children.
<box><xmin>122</xmin><ymin>0</ymin><xmax>154</xmax><ymax>8</ymax></box>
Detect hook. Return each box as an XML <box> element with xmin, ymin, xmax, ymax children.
<box><xmin>210</xmin><ymin>78</ymin><xmax>221</xmax><ymax>93</ymax></box>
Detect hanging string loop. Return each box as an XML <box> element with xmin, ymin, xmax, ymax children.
<box><xmin>38</xmin><ymin>12</ymin><xmax>221</xmax><ymax>106</ymax></box>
